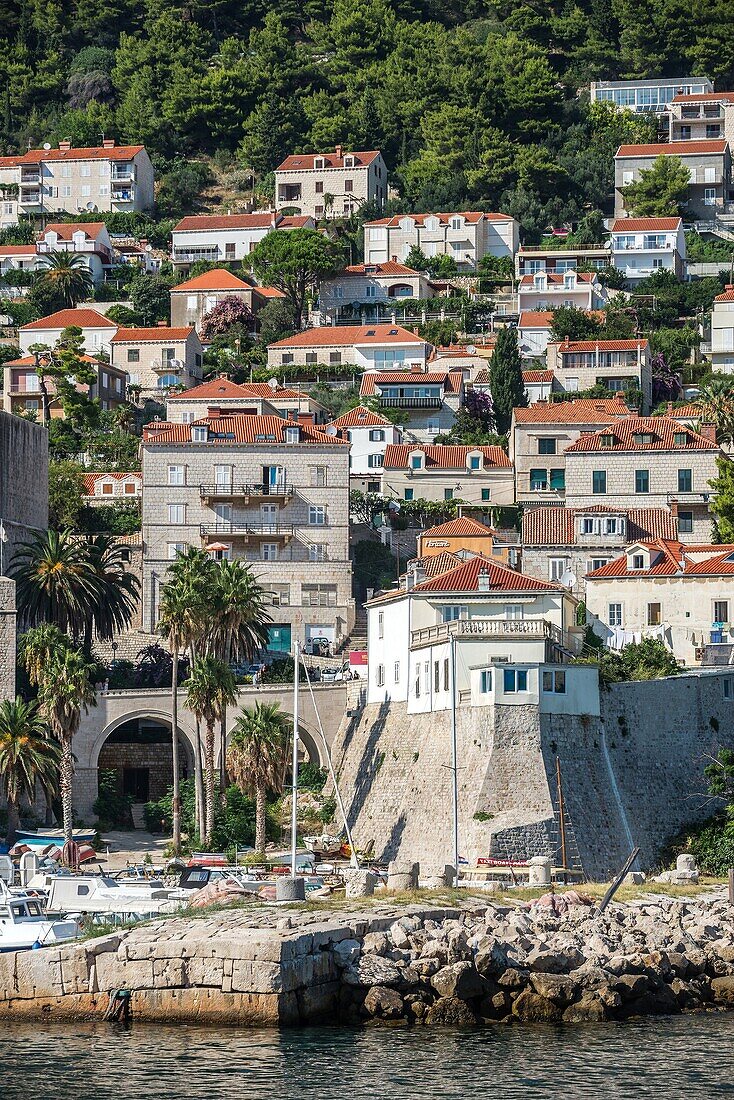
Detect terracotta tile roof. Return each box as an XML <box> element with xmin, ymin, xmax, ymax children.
<box><xmin>551</xmin><ymin>338</ymin><xmax>647</xmax><ymax>353</ymax></box>
<box><xmin>111</xmin><ymin>327</ymin><xmax>194</xmax><ymax>343</ymax></box>
<box><xmin>82</xmin><ymin>471</ymin><xmax>141</xmax><ymax>493</ymax></box>
<box><xmin>270</xmin><ymin>324</ymin><xmax>425</xmax><ymax>349</ymax></box>
<box><xmin>671</xmin><ymin>92</ymin><xmax>734</xmax><ymax>104</ymax></box>
<box><xmin>383</xmin><ymin>444</ymin><xmax>511</xmax><ymax>469</ymax></box>
<box><xmin>519</xmin><ymin>311</ymin><xmax>554</xmax><ymax>328</ymax></box>
<box><xmin>43</xmin><ymin>222</ymin><xmax>107</xmax><ymax>241</ymax></box>
<box><xmin>0</xmin><ymin>144</ymin><xmax>144</xmax><ymax>167</ymax></box>
<box><xmin>277</xmin><ymin>216</ymin><xmax>313</xmax><ymax>227</ymax></box>
<box><xmin>616</xmin><ymin>140</ymin><xmax>728</xmax><ymax>156</ymax></box>
<box><xmin>166</xmin><ymin>378</ymin><xmax>313</xmax><ymax>403</ymax></box>
<box><xmin>364</xmin><ymin>211</ymin><xmax>512</xmax><ymax>228</ymax></box>
<box><xmin>420</xmin><ymin>516</ymin><xmax>496</xmax><ymax>538</ymax></box>
<box><xmin>473</xmin><ymin>369</ymin><xmax>490</xmax><ymax>384</ymax></box>
<box><xmin>522</xmin><ymin>506</ymin><xmax>678</xmax><ymax>546</ymax></box>
<box><xmin>611</xmin><ymin>217</ymin><xmax>682</xmax><ymax>232</ymax></box>
<box><xmin>0</xmin><ymin>245</ymin><xmax>38</xmax><ymax>256</ymax></box>
<box><xmin>237</xmin><ymin>383</ymin><xmax>314</xmax><ymax>401</ymax></box>
<box><xmin>172</xmin><ymin>269</ymin><xmax>250</xmax><ymax>292</ymax></box>
<box><xmin>361</xmin><ymin>370</ymin><xmax>463</xmax><ymax>396</ymax></box>
<box><xmin>277</xmin><ymin>150</ymin><xmax>381</xmax><ymax>171</ymax></box>
<box><xmin>586</xmin><ymin>540</ymin><xmax>734</xmax><ymax>579</ymax></box>
<box><xmin>432</xmin><ymin>343</ymin><xmax>492</xmax><ymax>359</ymax></box>
<box><xmin>565</xmin><ymin>416</ymin><xmax>718</xmax><ymax>452</ymax></box>
<box><xmin>416</xmin><ymin>551</ymin><xmax>463</xmax><ymax>577</ymax></box>
<box><xmin>519</xmin><ymin>272</ymin><xmax>596</xmax><ymax>286</ymax></box>
<box><xmin>21</xmin><ymin>308</ymin><xmax>117</xmax><ymax>330</ymax></box>
<box><xmin>252</xmin><ymin>286</ymin><xmax>286</xmax><ymax>298</ymax></box>
<box><xmin>523</xmin><ymin>370</ymin><xmax>555</xmax><ymax>383</ymax></box>
<box><xmin>6</xmin><ymin>353</ymin><xmax>104</xmax><ymax>367</ymax></box>
<box><xmin>143</xmin><ymin>414</ymin><xmax>347</xmax><ymax>446</ymax></box>
<box><xmin>714</xmin><ymin>287</ymin><xmax>734</xmax><ymax>302</ymax></box>
<box><xmin>411</xmin><ymin>553</ymin><xmax>561</xmax><ymax>594</ymax></box>
<box><xmin>173</xmin><ymin>213</ymin><xmax>275</xmax><ymax>232</ymax></box>
<box><xmin>341</xmin><ymin>262</ymin><xmax>420</xmax><ymax>276</ymax></box>
<box><xmin>513</xmin><ymin>396</ymin><xmax>631</xmax><ymax>424</ymax></box>
<box><xmin>328</xmin><ymin>405</ymin><xmax>392</xmax><ymax>428</ymax></box>
<box><xmin>663</xmin><ymin>403</ymin><xmax>705</xmax><ymax>419</ymax></box>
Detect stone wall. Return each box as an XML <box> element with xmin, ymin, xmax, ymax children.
<box><xmin>0</xmin><ymin>410</ymin><xmax>48</xmax><ymax>571</ymax></box>
<box><xmin>330</xmin><ymin>670</ymin><xmax>734</xmax><ymax>880</ymax></box>
<box><xmin>0</xmin><ymin>576</ymin><xmax>16</xmax><ymax>702</ymax></box>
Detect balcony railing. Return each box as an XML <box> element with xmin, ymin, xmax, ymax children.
<box><xmin>378</xmin><ymin>395</ymin><xmax>443</xmax><ymax>408</ymax></box>
<box><xmin>410</xmin><ymin>617</ymin><xmax>567</xmax><ymax>649</ymax></box>
<box><xmin>173</xmin><ymin>249</ymin><xmax>219</xmax><ymax>263</ymax></box>
<box><xmin>111</xmin><ymin>166</ymin><xmax>134</xmax><ymax>180</ymax></box>
<box><xmin>111</xmin><ymin>188</ymin><xmax>135</xmax><ymax>202</ymax></box>
<box><xmin>200</xmin><ymin>522</ymin><xmax>295</xmax><ymax>540</ymax></box>
<box><xmin>199</xmin><ymin>483</ymin><xmax>294</xmax><ymax>501</ymax></box>
<box><xmin>19</xmin><ymin>174</ymin><xmax>40</xmax><ymax>185</ymax></box>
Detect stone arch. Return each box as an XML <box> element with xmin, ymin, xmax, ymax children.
<box><xmin>89</xmin><ymin>708</ymin><xmax>198</xmax><ymax>772</ymax></box>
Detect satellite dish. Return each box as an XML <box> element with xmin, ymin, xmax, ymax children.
<box><xmin>145</xmin><ymin>244</ymin><xmax>153</xmax><ymax>252</ymax></box>
<box><xmin>42</xmin><ymin>142</ymin><xmax>51</xmax><ymax>151</ymax></box>
<box><xmin>325</xmin><ymin>425</ymin><xmax>338</xmax><ymax>436</ymax></box>
<box><xmin>268</xmin><ymin>377</ymin><xmax>278</xmax><ymax>391</ymax></box>
<box><xmin>466</xmin><ymin>344</ymin><xmax>476</xmax><ymax>355</ymax></box>
<box><xmin>86</xmin><ymin>202</ymin><xmax>95</xmax><ymax>210</ymax></box>
<box><xmin>560</xmin><ymin>569</ymin><xmax>576</xmax><ymax>588</ymax></box>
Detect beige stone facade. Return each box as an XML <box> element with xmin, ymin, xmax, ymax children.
<box><xmin>275</xmin><ymin>147</ymin><xmax>387</xmax><ymax>219</ymax></box>
<box><xmin>382</xmin><ymin>444</ymin><xmax>515</xmax><ymax>507</ymax></box>
<box><xmin>546</xmin><ymin>339</ymin><xmax>652</xmax><ymax>410</ymax></box>
<box><xmin>141</xmin><ymin>420</ymin><xmax>354</xmax><ymax>651</ymax></box>
<box><xmin>363</xmin><ymin>211</ymin><xmax>519</xmax><ymax>268</ymax></box>
<box><xmin>110</xmin><ymin>327</ymin><xmax>204</xmax><ymax>398</ymax></box>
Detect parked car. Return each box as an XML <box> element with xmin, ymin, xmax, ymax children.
<box><xmin>320</xmin><ymin>661</ymin><xmax>352</xmax><ymax>683</ymax></box>
<box><xmin>307</xmin><ymin>636</ymin><xmax>331</xmax><ymax>657</ymax></box>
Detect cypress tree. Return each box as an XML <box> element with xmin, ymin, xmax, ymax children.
<box><xmin>488</xmin><ymin>326</ymin><xmax>526</xmax><ymax>435</ymax></box>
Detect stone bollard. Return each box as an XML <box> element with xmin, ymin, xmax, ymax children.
<box><xmin>677</xmin><ymin>853</ymin><xmax>697</xmax><ymax>873</ymax></box>
<box><xmin>422</xmin><ymin>865</ymin><xmax>456</xmax><ymax>889</ymax></box>
<box><xmin>528</xmin><ymin>856</ymin><xmax>552</xmax><ymax>886</ymax></box>
<box><xmin>344</xmin><ymin>869</ymin><xmax>376</xmax><ymax>898</ymax></box>
<box><xmin>275</xmin><ymin>876</ymin><xmax>306</xmax><ymax>902</ymax></box>
<box><xmin>387</xmin><ymin>861</ymin><xmax>419</xmax><ymax>891</ymax></box>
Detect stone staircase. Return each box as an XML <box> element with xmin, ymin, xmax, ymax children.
<box><xmin>130</xmin><ymin>803</ymin><xmax>147</xmax><ymax>830</ymax></box>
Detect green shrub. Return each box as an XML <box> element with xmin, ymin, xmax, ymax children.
<box><xmin>318</xmin><ymin>795</ymin><xmax>337</xmax><ymax>824</ymax></box>
<box><xmin>676</xmin><ymin>813</ymin><xmax>734</xmax><ymax>876</ymax></box>
<box><xmin>299</xmin><ymin>762</ymin><xmax>327</xmax><ymax>792</ymax></box>
<box><xmin>93</xmin><ymin>769</ymin><xmax>133</xmax><ymax>828</ymax></box>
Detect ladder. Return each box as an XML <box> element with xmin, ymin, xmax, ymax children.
<box><xmin>552</xmin><ymin>757</ymin><xmax>585</xmax><ymax>881</ymax></box>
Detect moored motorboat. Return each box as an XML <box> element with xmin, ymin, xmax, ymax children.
<box><xmin>0</xmin><ymin>882</ymin><xmax>79</xmax><ymax>951</ymax></box>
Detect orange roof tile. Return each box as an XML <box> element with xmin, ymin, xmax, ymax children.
<box><xmin>82</xmin><ymin>471</ymin><xmax>141</xmax><ymax>493</ymax></box>
<box><xmin>519</xmin><ymin>311</ymin><xmax>554</xmax><ymax>328</ymax></box>
<box><xmin>551</xmin><ymin>338</ymin><xmax>648</xmax><ymax>352</ymax></box>
<box><xmin>143</xmin><ymin>414</ymin><xmax>347</xmax><ymax>446</ymax></box>
<box><xmin>252</xmin><ymin>286</ymin><xmax>286</xmax><ymax>298</ymax></box>
<box><xmin>611</xmin><ymin>217</ymin><xmax>682</xmax><ymax>232</ymax></box>
<box><xmin>360</xmin><ymin>371</ymin><xmax>462</xmax><ymax>396</ymax></box>
<box><xmin>111</xmin><ymin>327</ymin><xmax>194</xmax><ymax>343</ymax></box>
<box><xmin>671</xmin><ymin>92</ymin><xmax>734</xmax><ymax>104</ymax></box>
<box><xmin>174</xmin><ymin>213</ymin><xmax>275</xmax><ymax>232</ymax></box>
<box><xmin>166</xmin><ymin>378</ymin><xmax>253</xmax><ymax>402</ymax></box>
<box><xmin>411</xmin><ymin>554</ymin><xmax>560</xmax><ymax>594</ymax></box>
<box><xmin>0</xmin><ymin>245</ymin><xmax>37</xmax><ymax>255</ymax></box>
<box><xmin>21</xmin><ymin>308</ymin><xmax>117</xmax><ymax>330</ymax></box>
<box><xmin>565</xmin><ymin>416</ymin><xmax>718</xmax><ymax>452</ymax></box>
<box><xmin>420</xmin><ymin>516</ymin><xmax>496</xmax><ymax>538</ymax></box>
<box><xmin>270</xmin><ymin>324</ymin><xmax>425</xmax><ymax>349</ymax></box>
<box><xmin>0</xmin><ymin>144</ymin><xmax>144</xmax><ymax>167</ymax></box>
<box><xmin>586</xmin><ymin>540</ymin><xmax>734</xmax><ymax>579</ymax></box>
<box><xmin>522</xmin><ymin>506</ymin><xmax>677</xmax><ymax>546</ymax></box>
<box><xmin>6</xmin><ymin>353</ymin><xmax>104</xmax><ymax>367</ymax></box>
<box><xmin>522</xmin><ymin>370</ymin><xmax>555</xmax><ymax>383</ymax></box>
<box><xmin>513</xmin><ymin>397</ymin><xmax>631</xmax><ymax>424</ymax></box>
<box><xmin>172</xmin><ymin>269</ymin><xmax>251</xmax><ymax>292</ymax></box>
<box><xmin>383</xmin><ymin>444</ymin><xmax>511</xmax><ymax>469</ymax></box>
<box><xmin>616</xmin><ymin>140</ymin><xmax>727</xmax><ymax>156</ymax></box>
<box><xmin>364</xmin><ymin>211</ymin><xmax>512</xmax><ymax>228</ymax></box>
<box><xmin>42</xmin><ymin>222</ymin><xmax>107</xmax><ymax>241</ymax></box>
<box><xmin>342</xmin><ymin>262</ymin><xmax>420</xmax><ymax>276</ymax></box>
<box><xmin>328</xmin><ymin>405</ymin><xmax>393</xmax><ymax>428</ymax></box>
<box><xmin>277</xmin><ymin>150</ymin><xmax>381</xmax><ymax>171</ymax></box>
<box><xmin>715</xmin><ymin>287</ymin><xmax>734</xmax><ymax>302</ymax></box>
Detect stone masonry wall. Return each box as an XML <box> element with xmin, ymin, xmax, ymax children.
<box><xmin>0</xmin><ymin>577</ymin><xmax>16</xmax><ymax>703</ymax></box>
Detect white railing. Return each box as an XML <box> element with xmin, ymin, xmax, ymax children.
<box><xmin>410</xmin><ymin>617</ymin><xmax>565</xmax><ymax>648</ymax></box>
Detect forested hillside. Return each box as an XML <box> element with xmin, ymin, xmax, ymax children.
<box><xmin>1</xmin><ymin>0</ymin><xmax>732</xmax><ymax>236</ymax></box>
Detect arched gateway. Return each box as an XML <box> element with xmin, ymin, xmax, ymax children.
<box><xmin>72</xmin><ymin>684</ymin><xmax>348</xmax><ymax>821</ymax></box>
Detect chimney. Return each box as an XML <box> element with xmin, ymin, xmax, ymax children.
<box><xmin>699</xmin><ymin>423</ymin><xmax>717</xmax><ymax>443</ymax></box>
<box><xmin>335</xmin><ymin>144</ymin><xmax>343</xmax><ymax>159</ymax></box>
<box><xmin>392</xmin><ymin>255</ymin><xmax>398</xmax><ymax>263</ymax></box>
<box><xmin>58</xmin><ymin>140</ymin><xmax>71</xmax><ymax>151</ymax></box>
<box><xmin>102</xmin><ymin>138</ymin><xmax>115</xmax><ymax>149</ymax></box>
<box><xmin>477</xmin><ymin>567</ymin><xmax>490</xmax><ymax>592</ymax></box>
<box><xmin>410</xmin><ymin>362</ymin><xmax>424</xmax><ymax>373</ymax></box>
<box><xmin>297</xmin><ymin>412</ymin><xmax>314</xmax><ymax>426</ymax></box>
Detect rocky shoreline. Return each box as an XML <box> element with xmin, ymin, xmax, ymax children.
<box><xmin>1</xmin><ymin>891</ymin><xmax>734</xmax><ymax>1026</ymax></box>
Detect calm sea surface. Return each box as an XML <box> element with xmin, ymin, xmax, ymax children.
<box><xmin>2</xmin><ymin>1015</ymin><xmax>734</xmax><ymax>1099</ymax></box>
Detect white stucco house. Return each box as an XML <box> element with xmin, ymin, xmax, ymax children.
<box><xmin>327</xmin><ymin>405</ymin><xmax>402</xmax><ymax>491</ymax></box>
<box><xmin>610</xmin><ymin>217</ymin><xmax>685</xmax><ymax>282</ymax></box>
<box><xmin>19</xmin><ymin>307</ymin><xmax>118</xmax><ymax>355</ymax></box>
<box><xmin>267</xmin><ymin>324</ymin><xmax>430</xmax><ymax>370</ymax></box>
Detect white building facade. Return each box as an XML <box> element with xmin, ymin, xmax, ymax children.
<box><xmin>610</xmin><ymin>217</ymin><xmax>685</xmax><ymax>282</ymax></box>
<box><xmin>363</xmin><ymin>212</ymin><xmax>519</xmax><ymax>267</ymax></box>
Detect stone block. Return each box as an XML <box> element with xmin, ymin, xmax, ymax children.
<box><xmin>387</xmin><ymin>861</ymin><xmax>419</xmax><ymax>891</ymax></box>
<box><xmin>344</xmin><ymin>870</ymin><xmax>376</xmax><ymax>898</ymax></box>
<box><xmin>94</xmin><ymin>955</ymin><xmax>155</xmax><ymax>992</ymax></box>
<box><xmin>186</xmin><ymin>957</ymin><xmax>225</xmax><ymax>988</ymax></box>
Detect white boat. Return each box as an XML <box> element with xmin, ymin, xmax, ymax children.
<box><xmin>44</xmin><ymin>874</ymin><xmax>186</xmax><ymax>920</ymax></box>
<box><xmin>0</xmin><ymin>882</ymin><xmax>79</xmax><ymax>951</ymax></box>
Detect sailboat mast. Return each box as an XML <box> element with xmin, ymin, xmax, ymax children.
<box><xmin>291</xmin><ymin>640</ymin><xmax>300</xmax><ymax>877</ymax></box>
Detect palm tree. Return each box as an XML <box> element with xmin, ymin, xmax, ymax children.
<box><xmin>697</xmin><ymin>375</ymin><xmax>734</xmax><ymax>444</ymax></box>
<box><xmin>184</xmin><ymin>656</ymin><xmax>237</xmax><ymax>847</ymax></box>
<box><xmin>0</xmin><ymin>698</ymin><xmax>60</xmax><ymax>843</ymax></box>
<box><xmin>38</xmin><ymin>649</ymin><xmax>96</xmax><ymax>843</ymax></box>
<box><xmin>158</xmin><ymin>582</ymin><xmax>206</xmax><ymax>856</ymax></box>
<box><xmin>82</xmin><ymin>535</ymin><xmax>140</xmax><ymax>656</ymax></box>
<box><xmin>228</xmin><ymin>702</ymin><xmax>290</xmax><ymax>855</ymax></box>
<box><xmin>207</xmin><ymin>561</ymin><xmax>271</xmax><ymax>795</ymax></box>
<box><xmin>36</xmin><ymin>251</ymin><xmax>94</xmax><ymax>308</ymax></box>
<box><xmin>11</xmin><ymin>531</ymin><xmax>98</xmax><ymax>642</ymax></box>
<box><xmin>19</xmin><ymin>623</ymin><xmax>70</xmax><ymax>686</ymax></box>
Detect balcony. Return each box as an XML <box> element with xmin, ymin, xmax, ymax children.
<box><xmin>152</xmin><ymin>359</ymin><xmax>183</xmax><ymax>374</ymax></box>
<box><xmin>378</xmin><ymin>395</ymin><xmax>443</xmax><ymax>408</ymax></box>
<box><xmin>173</xmin><ymin>249</ymin><xmax>219</xmax><ymax>264</ymax></box>
<box><xmin>111</xmin><ymin>187</ymin><xmax>135</xmax><ymax>203</ymax></box>
<box><xmin>199</xmin><ymin>483</ymin><xmax>294</xmax><ymax>503</ymax></box>
<box><xmin>278</xmin><ymin>186</ymin><xmax>302</xmax><ymax>203</ymax></box>
<box><xmin>410</xmin><ymin>617</ymin><xmax>571</xmax><ymax>650</ymax></box>
<box><xmin>19</xmin><ymin>191</ymin><xmax>43</xmax><ymax>208</ymax></box>
<box><xmin>19</xmin><ymin>173</ymin><xmax>40</xmax><ymax>186</ymax></box>
<box><xmin>111</xmin><ymin>165</ymin><xmax>134</xmax><ymax>181</ymax></box>
<box><xmin>667</xmin><ymin>491</ymin><xmax>711</xmax><ymax>505</ymax></box>
<box><xmin>200</xmin><ymin>522</ymin><xmax>294</xmax><ymax>543</ymax></box>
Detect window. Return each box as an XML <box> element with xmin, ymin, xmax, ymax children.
<box><xmin>443</xmin><ymin>658</ymin><xmax>449</xmax><ymax>692</ymax></box>
<box><xmin>404</xmin><ymin>488</ymin><xmax>414</xmax><ymax>501</ymax></box>
<box><xmin>378</xmin><ymin>611</ymin><xmax>384</xmax><ymax>639</ymax></box>
<box><xmin>411</xmin><ymin>455</ymin><xmax>422</xmax><ymax>470</ymax></box>
<box><xmin>714</xmin><ymin>600</ymin><xmax>729</xmax><ymax>624</ymax></box>
<box><xmin>647</xmin><ymin>602</ymin><xmax>662</xmax><ymax>626</ymax></box>
<box><xmin>724</xmin><ymin>677</ymin><xmax>733</xmax><ymax>700</ymax></box>
<box><xmin>302</xmin><ymin>584</ymin><xmax>337</xmax><ymax>607</ymax></box>
<box><xmin>530</xmin><ymin>468</ymin><xmax>548</xmax><ymax>491</ymax></box>
<box><xmin>376</xmin><ymin>664</ymin><xmax>385</xmax><ymax>687</ymax></box>
<box><xmin>100</xmin><ymin>482</ymin><xmax>114</xmax><ymax>496</ymax></box>
<box><xmin>678</xmin><ymin>469</ymin><xmax>692</xmax><ymax>493</ymax></box>
<box><xmin>309</xmin><ymin>505</ymin><xmax>327</xmax><ymax>525</ymax></box>
<box><xmin>329</xmin><ymin>352</ymin><xmax>342</xmax><ymax>365</ymax></box>
<box><xmin>315</xmin><ymin>181</ymin><xmax>323</xmax><ymax>194</ymax></box>
<box><xmin>542</xmin><ymin>669</ymin><xmax>566</xmax><ymax>694</ymax></box>
<box><xmin>549</xmin><ymin>558</ymin><xmax>567</xmax><ymax>582</ymax></box>
<box><xmin>505</xmin><ymin>604</ymin><xmax>523</xmax><ymax>620</ymax></box>
<box><xmin>281</xmin><ymin>353</ymin><xmax>294</xmax><ymax>365</ymax></box>
<box><xmin>479</xmin><ymin>669</ymin><xmax>493</xmax><ymax>694</ymax></box>
<box><xmin>268</xmin><ymin>584</ymin><xmax>290</xmax><ymax>606</ymax></box>
<box><xmin>593</xmin><ymin>470</ymin><xmax>607</xmax><ymax>495</ymax></box>
<box><xmin>224</xmin><ymin>243</ymin><xmax>235</xmax><ymax>260</ymax></box>
<box><xmin>503</xmin><ymin>668</ymin><xmax>528</xmax><ymax>693</ymax></box>
<box><xmin>369</xmin><ymin>429</ymin><xmax>385</xmax><ymax>442</ymax></box>
<box><xmin>311</xmin><ymin>466</ymin><xmax>327</xmax><ymax>487</ymax></box>
<box><xmin>214</xmin><ymin>464</ymin><xmax>232</xmax><ymax>488</ymax></box>
<box><xmin>608</xmin><ymin>603</ymin><xmax>622</xmax><ymax>627</ymax></box>
<box><xmin>191</xmin><ymin>426</ymin><xmax>208</xmax><ymax>442</ymax></box>
<box><xmin>168</xmin><ymin>504</ymin><xmax>185</xmax><ymax>524</ymax></box>
<box><xmin>538</xmin><ymin>438</ymin><xmax>556</xmax><ymax>454</ymax></box>
<box><xmin>344</xmin><ymin>179</ymin><xmax>353</xmax><ymax>192</ymax></box>
<box><xmin>80</xmin><ymin>185</ymin><xmax>91</xmax><ymax>197</ymax></box>
<box><xmin>678</xmin><ymin>510</ymin><xmax>693</xmax><ymax>534</ymax></box>
<box><xmin>99</xmin><ymin>185</ymin><xmax>108</xmax><ymax>196</ymax></box>
<box><xmin>262</xmin><ymin>543</ymin><xmax>279</xmax><ymax>561</ymax></box>
<box><xmin>434</xmin><ymin>661</ymin><xmax>440</xmax><ymax>692</ymax></box>
<box><xmin>124</xmin><ymin>481</ymin><xmax>137</xmax><ymax>495</ymax></box>
<box><xmin>704</xmin><ymin>188</ymin><xmax>717</xmax><ymax>206</ymax></box>
<box><xmin>394</xmin><ymin>661</ymin><xmax>400</xmax><ymax>683</ymax></box>
<box><xmin>309</xmin><ymin>543</ymin><xmax>327</xmax><ymax>562</ymax></box>
<box><xmin>368</xmin><ymin>454</ymin><xmax>383</xmax><ymax>468</ymax></box>
<box><xmin>167</xmin><ymin>465</ymin><xmax>185</xmax><ymax>486</ymax></box>
<box><xmin>444</xmin><ymin>488</ymin><xmax>453</xmax><ymax>501</ymax></box>
<box><xmin>305</xmin><ymin>352</ymin><xmax>317</xmax><ymax>364</ymax></box>
<box><xmin>635</xmin><ymin>469</ymin><xmax>649</xmax><ymax>494</ymax></box>
<box><xmin>469</xmin><ymin>456</ymin><xmax>481</xmax><ymax>470</ymax></box>
<box><xmin>589</xmin><ymin>558</ymin><xmax>609</xmax><ymax>572</ymax></box>
<box><xmin>414</xmin><ymin>664</ymin><xmax>421</xmax><ymax>698</ymax></box>
<box><xmin>550</xmin><ymin>469</ymin><xmax>565</xmax><ymax>491</ymax></box>
<box><xmin>632</xmin><ymin>553</ymin><xmax>645</xmax><ymax>570</ymax></box>
<box><xmin>442</xmin><ymin>606</ymin><xmax>468</xmax><ymax>622</ymax></box>
<box><xmin>80</xmin><ymin>164</ymin><xmax>91</xmax><ymax>177</ymax></box>
<box><xmin>673</xmin><ymin>432</ymin><xmax>687</xmax><ymax>445</ymax></box>
<box><xmin>367</xmin><ymin>481</ymin><xmax>380</xmax><ymax>493</ymax></box>
<box><xmin>168</xmin><ymin>542</ymin><xmax>187</xmax><ymax>559</ymax></box>
<box><xmin>481</xmin><ymin>488</ymin><xmax>491</xmax><ymax>502</ymax></box>
<box><xmin>581</xmin><ymin>517</ymin><xmax>594</xmax><ymax>534</ymax></box>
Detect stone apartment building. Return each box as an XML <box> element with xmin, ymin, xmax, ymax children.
<box><xmin>709</xmin><ymin>285</ymin><xmax>734</xmax><ymax>372</ymax></box>
<box><xmin>517</xmin><ymin>271</ymin><xmax>606</xmax><ymax>313</ymax></box>
<box><xmin>327</xmin><ymin>405</ymin><xmax>402</xmax><ymax>493</ymax></box>
<box><xmin>669</xmin><ymin>92</ymin><xmax>734</xmax><ymax>145</ymax></box>
<box><xmin>614</xmin><ymin>140</ymin><xmax>732</xmax><ymax>220</ymax></box>
<box><xmin>564</xmin><ymin>416</ymin><xmax>722</xmax><ymax>542</ymax></box>
<box><xmin>0</xmin><ymin>140</ymin><xmax>153</xmax><ymax>226</ymax></box>
<box><xmin>363</xmin><ymin>211</ymin><xmax>519</xmax><ymax>267</ymax></box>
<box><xmin>510</xmin><ymin>396</ymin><xmax>633</xmax><ymax>506</ymax></box>
<box><xmin>267</xmin><ymin>324</ymin><xmax>430</xmax><ymax>370</ymax></box>
<box><xmin>165</xmin><ymin>377</ymin><xmax>326</xmax><ymax>425</ymax></box>
<box><xmin>610</xmin><ymin>217</ymin><xmax>685</xmax><ymax>283</ymax></box>
<box><xmin>170</xmin><ymin>213</ymin><xmax>314</xmax><ymax>271</ymax></box>
<box><xmin>515</xmin><ymin>245</ymin><xmax>611</xmax><ymax>278</ymax></box>
<box><xmin>83</xmin><ymin>471</ymin><xmax>142</xmax><ymax>504</ymax></box>
<box><xmin>37</xmin><ymin>222</ymin><xmax>115</xmax><ymax>284</ymax></box>
<box><xmin>546</xmin><ymin>338</ymin><xmax>652</xmax><ymax>410</ymax></box>
<box><xmin>275</xmin><ymin>147</ymin><xmax>387</xmax><ymax>219</ymax></box>
<box><xmin>141</xmin><ymin>414</ymin><xmax>354</xmax><ymax>653</ymax></box>
<box><xmin>3</xmin><ymin>352</ymin><xmax>127</xmax><ymax>418</ymax></box>
<box><xmin>316</xmin><ymin>262</ymin><xmax>435</xmax><ymax>325</ymax></box>
<box><xmin>170</xmin><ymin>269</ymin><xmax>283</xmax><ymax>333</ymax></box>
<box><xmin>0</xmin><ymin>411</ymin><xmax>47</xmax><ymax>573</ymax></box>
<box><xmin>360</xmin><ymin>368</ymin><xmax>463</xmax><ymax>442</ymax></box>
<box><xmin>110</xmin><ymin>326</ymin><xmax>203</xmax><ymax>397</ymax></box>
<box><xmin>382</xmin><ymin>443</ymin><xmax>514</xmax><ymax>507</ymax></box>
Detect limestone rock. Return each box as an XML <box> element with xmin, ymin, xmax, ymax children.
<box><xmin>529</xmin><ymin>973</ymin><xmax>580</xmax><ymax>1006</ymax></box>
<box><xmin>525</xmin><ymin>946</ymin><xmax>585</xmax><ymax>974</ymax></box>
<box><xmin>333</xmin><ymin>939</ymin><xmax>361</xmax><ymax>969</ymax></box>
<box><xmin>342</xmin><ymin>956</ymin><xmax>402</xmax><ymax>989</ymax></box>
<box><xmin>430</xmin><ymin>961</ymin><xmax>484</xmax><ymax>1001</ymax></box>
<box><xmin>512</xmin><ymin>989</ymin><xmax>563</xmax><ymax>1023</ymax></box>
<box><xmin>363</xmin><ymin>985</ymin><xmax>404</xmax><ymax>1020</ymax></box>
<box><xmin>562</xmin><ymin>992</ymin><xmax>608</xmax><ymax>1023</ymax></box>
<box><xmin>710</xmin><ymin>976</ymin><xmax>734</xmax><ymax>1005</ymax></box>
<box><xmin>361</xmin><ymin>932</ymin><xmax>389</xmax><ymax>956</ymax></box>
<box><xmin>424</xmin><ymin>996</ymin><xmax>478</xmax><ymax>1027</ymax></box>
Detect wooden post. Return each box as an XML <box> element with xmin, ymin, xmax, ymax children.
<box><xmin>556</xmin><ymin>756</ymin><xmax>568</xmax><ymax>883</ymax></box>
<box><xmin>596</xmin><ymin>847</ymin><xmax>641</xmax><ymax>915</ymax></box>
<box><xmin>728</xmin><ymin>867</ymin><xmax>734</xmax><ymax>906</ymax></box>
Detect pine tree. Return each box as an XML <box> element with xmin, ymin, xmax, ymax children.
<box><xmin>488</xmin><ymin>326</ymin><xmax>526</xmax><ymax>435</ymax></box>
<box><xmin>709</xmin><ymin>456</ymin><xmax>734</xmax><ymax>543</ymax></box>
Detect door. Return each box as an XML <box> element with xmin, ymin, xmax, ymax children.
<box><xmin>262</xmin><ymin>465</ymin><xmax>284</xmax><ymax>492</ymax></box>
<box><xmin>214</xmin><ymin>503</ymin><xmax>231</xmax><ymax>530</ymax></box>
<box><xmin>261</xmin><ymin>503</ymin><xmax>278</xmax><ymax>532</ymax></box>
<box><xmin>268</xmin><ymin>624</ymin><xmax>292</xmax><ymax>653</ymax></box>
<box><xmin>123</xmin><ymin>768</ymin><xmax>149</xmax><ymax>801</ymax></box>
